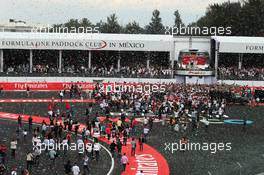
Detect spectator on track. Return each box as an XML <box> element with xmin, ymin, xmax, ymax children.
<box><xmin>26</xmin><ymin>152</ymin><xmax>34</xmax><ymax>171</ymax></box>
<box><xmin>28</xmin><ymin>115</ymin><xmax>33</xmax><ymax>132</ymax></box>
<box><xmin>0</xmin><ymin>164</ymin><xmax>6</xmax><ymax>175</ymax></box>
<box><xmin>10</xmin><ymin>139</ymin><xmax>17</xmax><ymax>158</ymax></box>
<box><xmin>120</xmin><ymin>153</ymin><xmax>129</xmax><ymax>172</ymax></box>
<box><xmin>11</xmin><ymin>167</ymin><xmax>17</xmax><ymax>175</ymax></box>
<box><xmin>131</xmin><ymin>138</ymin><xmax>136</xmax><ymax>156</ymax></box>
<box><xmin>17</xmin><ymin>116</ymin><xmax>22</xmax><ymax>128</ymax></box>
<box><xmin>83</xmin><ymin>155</ymin><xmax>90</xmax><ymax>175</ymax></box>
<box><xmin>72</xmin><ymin>162</ymin><xmax>80</xmax><ymax>175</ymax></box>
<box><xmin>64</xmin><ymin>160</ymin><xmax>72</xmax><ymax>175</ymax></box>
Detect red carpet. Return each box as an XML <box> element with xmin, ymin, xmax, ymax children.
<box><xmin>0</xmin><ymin>112</ymin><xmax>170</xmax><ymax>175</ymax></box>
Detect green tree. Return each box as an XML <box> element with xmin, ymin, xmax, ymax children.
<box><xmin>145</xmin><ymin>9</ymin><xmax>165</xmax><ymax>34</ymax></box>
<box><xmin>239</xmin><ymin>0</ymin><xmax>264</xmax><ymax>36</ymax></box>
<box><xmin>80</xmin><ymin>18</ymin><xmax>93</xmax><ymax>27</ymax></box>
<box><xmin>64</xmin><ymin>19</ymin><xmax>80</xmax><ymax>28</ymax></box>
<box><xmin>196</xmin><ymin>1</ymin><xmax>242</xmax><ymax>35</ymax></box>
<box><xmin>124</xmin><ymin>21</ymin><xmax>143</xmax><ymax>34</ymax></box>
<box><xmin>102</xmin><ymin>13</ymin><xmax>122</xmax><ymax>33</ymax></box>
<box><xmin>174</xmin><ymin>10</ymin><xmax>185</xmax><ymax>28</ymax></box>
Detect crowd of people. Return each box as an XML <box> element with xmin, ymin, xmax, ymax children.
<box><xmin>218</xmin><ymin>67</ymin><xmax>264</xmax><ymax>80</ymax></box>
<box><xmin>0</xmin><ymin>105</ymin><xmax>104</xmax><ymax>175</ymax></box>
<box><xmin>4</xmin><ymin>63</ymin><xmax>173</xmax><ymax>78</ymax></box>
<box><xmin>0</xmin><ymin>81</ymin><xmax>255</xmax><ymax>175</ymax></box>
<box><xmin>3</xmin><ymin>49</ymin><xmax>264</xmax><ymax>81</ymax></box>
<box><xmin>5</xmin><ymin>62</ymin><xmax>264</xmax><ymax>81</ymax></box>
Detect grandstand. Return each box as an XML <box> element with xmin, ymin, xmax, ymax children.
<box><xmin>0</xmin><ymin>33</ymin><xmax>264</xmax><ymax>85</ymax></box>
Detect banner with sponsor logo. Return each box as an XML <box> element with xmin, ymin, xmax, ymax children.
<box><xmin>0</xmin><ymin>82</ymin><xmax>95</xmax><ymax>91</ymax></box>
<box><xmin>219</xmin><ymin>43</ymin><xmax>264</xmax><ymax>54</ymax></box>
<box><xmin>0</xmin><ymin>82</ymin><xmax>166</xmax><ymax>91</ymax></box>
<box><xmin>0</xmin><ymin>33</ymin><xmax>173</xmax><ymax>51</ymax></box>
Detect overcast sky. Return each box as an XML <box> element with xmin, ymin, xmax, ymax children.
<box><xmin>0</xmin><ymin>0</ymin><xmax>238</xmax><ymax>26</ymax></box>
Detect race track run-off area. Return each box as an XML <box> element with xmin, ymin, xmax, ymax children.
<box><xmin>0</xmin><ymin>111</ymin><xmax>170</xmax><ymax>175</ymax></box>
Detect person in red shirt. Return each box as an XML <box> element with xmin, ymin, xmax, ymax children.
<box><xmin>66</xmin><ymin>102</ymin><xmax>71</xmax><ymax>112</ymax></box>
<box><xmin>107</xmin><ymin>122</ymin><xmax>112</xmax><ymax>129</ymax></box>
<box><xmin>83</xmin><ymin>138</ymin><xmax>90</xmax><ymax>148</ymax></box>
<box><xmin>106</xmin><ymin>127</ymin><xmax>111</xmax><ymax>140</ymax></box>
<box><xmin>66</xmin><ymin>132</ymin><xmax>71</xmax><ymax>144</ymax></box>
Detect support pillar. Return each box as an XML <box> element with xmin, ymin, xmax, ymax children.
<box><xmin>59</xmin><ymin>50</ymin><xmax>62</xmax><ymax>73</ymax></box>
<box><xmin>88</xmin><ymin>50</ymin><xmax>91</xmax><ymax>69</ymax></box>
<box><xmin>215</xmin><ymin>42</ymin><xmax>219</xmax><ymax>79</ymax></box>
<box><xmin>117</xmin><ymin>58</ymin><xmax>120</xmax><ymax>72</ymax></box>
<box><xmin>170</xmin><ymin>40</ymin><xmax>176</xmax><ymax>69</ymax></box>
<box><xmin>170</xmin><ymin>40</ymin><xmax>176</xmax><ymax>78</ymax></box>
<box><xmin>238</xmin><ymin>53</ymin><xmax>243</xmax><ymax>70</ymax></box>
<box><xmin>189</xmin><ymin>36</ymin><xmax>192</xmax><ymax>49</ymax></box>
<box><xmin>147</xmin><ymin>59</ymin><xmax>150</xmax><ymax>69</ymax></box>
<box><xmin>29</xmin><ymin>50</ymin><xmax>33</xmax><ymax>73</ymax></box>
<box><xmin>0</xmin><ymin>49</ymin><xmax>3</xmax><ymax>72</ymax></box>
<box><xmin>117</xmin><ymin>51</ymin><xmax>121</xmax><ymax>72</ymax></box>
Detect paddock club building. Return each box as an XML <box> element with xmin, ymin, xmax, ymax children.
<box><xmin>0</xmin><ymin>32</ymin><xmax>263</xmax><ymax>85</ymax></box>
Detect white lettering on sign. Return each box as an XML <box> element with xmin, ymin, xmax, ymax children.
<box><xmin>135</xmin><ymin>154</ymin><xmax>159</xmax><ymax>175</ymax></box>
<box><xmin>246</xmin><ymin>45</ymin><xmax>264</xmax><ymax>51</ymax></box>
<box><xmin>14</xmin><ymin>83</ymin><xmax>48</xmax><ymax>89</ymax></box>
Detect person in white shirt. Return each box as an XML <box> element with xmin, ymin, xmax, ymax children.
<box><xmin>23</xmin><ymin>129</ymin><xmax>28</xmax><ymax>140</ymax></box>
<box><xmin>59</xmin><ymin>91</ymin><xmax>64</xmax><ymax>102</ymax></box>
<box><xmin>120</xmin><ymin>153</ymin><xmax>129</xmax><ymax>171</ymax></box>
<box><xmin>218</xmin><ymin>107</ymin><xmax>224</xmax><ymax>119</ymax></box>
<box><xmin>174</xmin><ymin>123</ymin><xmax>180</xmax><ymax>132</ymax></box>
<box><xmin>93</xmin><ymin>142</ymin><xmax>101</xmax><ymax>161</ymax></box>
<box><xmin>72</xmin><ymin>163</ymin><xmax>80</xmax><ymax>175</ymax></box>
<box><xmin>49</xmin><ymin>138</ymin><xmax>55</xmax><ymax>149</ymax></box>
<box><xmin>86</xmin><ymin>143</ymin><xmax>93</xmax><ymax>158</ymax></box>
<box><xmin>42</xmin><ymin>124</ymin><xmax>47</xmax><ymax>136</ymax></box>
<box><xmin>143</xmin><ymin>127</ymin><xmax>150</xmax><ymax>142</ymax></box>
<box><xmin>11</xmin><ymin>167</ymin><xmax>17</xmax><ymax>175</ymax></box>
<box><xmin>83</xmin><ymin>155</ymin><xmax>90</xmax><ymax>175</ymax></box>
<box><xmin>10</xmin><ymin>140</ymin><xmax>17</xmax><ymax>158</ymax></box>
<box><xmin>43</xmin><ymin>138</ymin><xmax>49</xmax><ymax>151</ymax></box>
<box><xmin>85</xmin><ymin>129</ymin><xmax>90</xmax><ymax>138</ymax></box>
<box><xmin>143</xmin><ymin>117</ymin><xmax>148</xmax><ymax>126</ymax></box>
